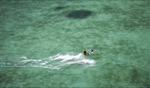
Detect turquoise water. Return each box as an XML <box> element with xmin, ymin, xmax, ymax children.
<box><xmin>0</xmin><ymin>0</ymin><xmax>150</xmax><ymax>87</ymax></box>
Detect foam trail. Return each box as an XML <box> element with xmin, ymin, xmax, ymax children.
<box><xmin>1</xmin><ymin>53</ymin><xmax>96</xmax><ymax>70</ymax></box>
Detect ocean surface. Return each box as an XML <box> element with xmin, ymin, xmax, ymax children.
<box><xmin>0</xmin><ymin>0</ymin><xmax>150</xmax><ymax>87</ymax></box>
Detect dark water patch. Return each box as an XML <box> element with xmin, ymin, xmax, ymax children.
<box><xmin>0</xmin><ymin>73</ymin><xmax>13</xmax><ymax>83</ymax></box>
<box><xmin>128</xmin><ymin>68</ymin><xmax>150</xmax><ymax>87</ymax></box>
<box><xmin>129</xmin><ymin>68</ymin><xmax>140</xmax><ymax>84</ymax></box>
<box><xmin>66</xmin><ymin>10</ymin><xmax>93</xmax><ymax>19</ymax></box>
<box><xmin>139</xmin><ymin>69</ymin><xmax>150</xmax><ymax>88</ymax></box>
<box><xmin>142</xmin><ymin>74</ymin><xmax>150</xmax><ymax>88</ymax></box>
<box><xmin>54</xmin><ymin>6</ymin><xmax>66</xmax><ymax>11</ymax></box>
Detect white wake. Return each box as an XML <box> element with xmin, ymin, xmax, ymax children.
<box><xmin>19</xmin><ymin>53</ymin><xmax>95</xmax><ymax>69</ymax></box>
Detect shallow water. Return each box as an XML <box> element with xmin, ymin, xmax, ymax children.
<box><xmin>0</xmin><ymin>0</ymin><xmax>150</xmax><ymax>87</ymax></box>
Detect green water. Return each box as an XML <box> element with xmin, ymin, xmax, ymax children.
<box><xmin>0</xmin><ymin>0</ymin><xmax>150</xmax><ymax>87</ymax></box>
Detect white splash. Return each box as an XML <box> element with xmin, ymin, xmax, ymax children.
<box><xmin>20</xmin><ymin>53</ymin><xmax>95</xmax><ymax>69</ymax></box>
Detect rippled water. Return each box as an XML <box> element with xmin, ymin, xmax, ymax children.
<box><xmin>0</xmin><ymin>0</ymin><xmax>150</xmax><ymax>87</ymax></box>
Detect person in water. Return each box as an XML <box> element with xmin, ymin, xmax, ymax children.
<box><xmin>84</xmin><ymin>49</ymin><xmax>87</xmax><ymax>58</ymax></box>
<box><xmin>83</xmin><ymin>49</ymin><xmax>94</xmax><ymax>58</ymax></box>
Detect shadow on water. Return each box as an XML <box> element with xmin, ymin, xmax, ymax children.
<box><xmin>0</xmin><ymin>73</ymin><xmax>13</xmax><ymax>83</ymax></box>
<box><xmin>66</xmin><ymin>10</ymin><xmax>93</xmax><ymax>19</ymax></box>
<box><xmin>54</xmin><ymin>6</ymin><xmax>66</xmax><ymax>11</ymax></box>
<box><xmin>129</xmin><ymin>68</ymin><xmax>150</xmax><ymax>88</ymax></box>
<box><xmin>130</xmin><ymin>68</ymin><xmax>139</xmax><ymax>84</ymax></box>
